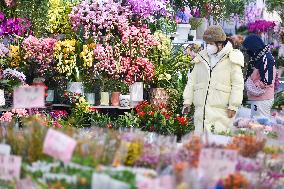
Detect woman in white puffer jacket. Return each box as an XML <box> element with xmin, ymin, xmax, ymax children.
<box><xmin>183</xmin><ymin>25</ymin><xmax>244</xmax><ymax>134</ymax></box>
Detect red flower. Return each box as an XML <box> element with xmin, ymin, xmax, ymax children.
<box><xmin>161</xmin><ymin>111</ymin><xmax>171</xmax><ymax>120</ymax></box>
<box><xmin>138</xmin><ymin>111</ymin><xmax>145</xmax><ymax>117</ymax></box>
<box><xmin>149</xmin><ymin>125</ymin><xmax>155</xmax><ymax>132</ymax></box>
<box><xmin>107</xmin><ymin>123</ymin><xmax>113</xmax><ymax>129</ymax></box>
<box><xmin>177</xmin><ymin>116</ymin><xmax>188</xmax><ymax>126</ymax></box>
<box><xmin>148</xmin><ymin>111</ymin><xmax>154</xmax><ymax>117</ymax></box>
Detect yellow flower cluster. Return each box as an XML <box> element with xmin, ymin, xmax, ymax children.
<box><xmin>46</xmin><ymin>0</ymin><xmax>73</xmax><ymax>33</ymax></box>
<box><xmin>9</xmin><ymin>45</ymin><xmax>21</xmax><ymax>68</ymax></box>
<box><xmin>80</xmin><ymin>43</ymin><xmax>96</xmax><ymax>67</ymax></box>
<box><xmin>124</xmin><ymin>141</ymin><xmax>142</xmax><ymax>166</ymax></box>
<box><xmin>54</xmin><ymin>39</ymin><xmax>77</xmax><ymax>77</ymax></box>
<box><xmin>75</xmin><ymin>96</ymin><xmax>90</xmax><ymax>114</ymax></box>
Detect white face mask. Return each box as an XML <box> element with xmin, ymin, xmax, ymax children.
<box><xmin>206</xmin><ymin>44</ymin><xmax>218</xmax><ymax>55</ymax></box>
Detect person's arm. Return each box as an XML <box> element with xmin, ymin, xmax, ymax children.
<box><xmin>183</xmin><ymin>66</ymin><xmax>196</xmax><ymax>110</ymax></box>
<box><xmin>228</xmin><ymin>50</ymin><xmax>244</xmax><ymax>113</ymax></box>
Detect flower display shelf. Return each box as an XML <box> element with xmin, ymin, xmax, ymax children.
<box><xmin>92</xmin><ymin>106</ymin><xmax>134</xmax><ymax>110</ymax></box>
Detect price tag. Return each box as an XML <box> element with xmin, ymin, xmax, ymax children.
<box><xmin>0</xmin><ymin>144</ymin><xmax>11</xmax><ymax>155</ymax></box>
<box><xmin>43</xmin><ymin>129</ymin><xmax>77</xmax><ymax>163</ymax></box>
<box><xmin>13</xmin><ymin>86</ymin><xmax>45</xmax><ymax>109</ymax></box>
<box><xmin>0</xmin><ymin>155</ymin><xmax>22</xmax><ymax>181</ymax></box>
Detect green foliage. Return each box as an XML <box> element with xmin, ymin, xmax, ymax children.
<box><xmin>266</xmin><ymin>0</ymin><xmax>284</xmax><ymax>24</ymax></box>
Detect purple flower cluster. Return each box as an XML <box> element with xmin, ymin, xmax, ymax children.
<box><xmin>247</xmin><ymin>20</ymin><xmax>276</xmax><ymax>33</ymax></box>
<box><xmin>0</xmin><ymin>12</ymin><xmax>32</xmax><ymax>36</ymax></box>
<box><xmin>127</xmin><ymin>0</ymin><xmax>168</xmax><ymax>18</ymax></box>
<box><xmin>244</xmin><ymin>4</ymin><xmax>262</xmax><ymax>24</ymax></box>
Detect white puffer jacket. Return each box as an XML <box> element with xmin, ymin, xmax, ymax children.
<box><xmin>183</xmin><ymin>43</ymin><xmax>244</xmax><ymax>134</ymax></box>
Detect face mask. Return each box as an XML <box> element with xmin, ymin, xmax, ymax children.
<box><xmin>206</xmin><ymin>44</ymin><xmax>218</xmax><ymax>55</ymax></box>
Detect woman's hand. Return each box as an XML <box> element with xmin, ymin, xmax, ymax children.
<box><xmin>227</xmin><ymin>109</ymin><xmax>236</xmax><ymax>118</ymax></box>
<box><xmin>182</xmin><ymin>105</ymin><xmax>191</xmax><ymax>115</ymax></box>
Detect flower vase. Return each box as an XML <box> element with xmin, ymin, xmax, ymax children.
<box><xmin>175</xmin><ymin>24</ymin><xmax>191</xmax><ymax>42</ymax></box>
<box><xmin>67</xmin><ymin>82</ymin><xmax>84</xmax><ymax>94</ymax></box>
<box><xmin>120</xmin><ymin>94</ymin><xmax>130</xmax><ymax>107</ymax></box>
<box><xmin>130</xmin><ymin>82</ymin><xmax>144</xmax><ymax>107</ymax></box>
<box><xmin>85</xmin><ymin>93</ymin><xmax>95</xmax><ymax>105</ymax></box>
<box><xmin>111</xmin><ymin>92</ymin><xmax>120</xmax><ymax>106</ymax></box>
<box><xmin>196</xmin><ymin>18</ymin><xmax>207</xmax><ymax>40</ymax></box>
<box><xmin>46</xmin><ymin>90</ymin><xmax>54</xmax><ymax>102</ymax></box>
<box><xmin>100</xmin><ymin>92</ymin><xmax>109</xmax><ymax>106</ymax></box>
<box><xmin>150</xmin><ymin>88</ymin><xmax>169</xmax><ymax>107</ymax></box>
<box><xmin>0</xmin><ymin>89</ymin><xmax>5</xmax><ymax>106</ymax></box>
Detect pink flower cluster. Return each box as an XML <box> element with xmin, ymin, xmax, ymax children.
<box><xmin>121</xmin><ymin>25</ymin><xmax>159</xmax><ymax>57</ymax></box>
<box><xmin>22</xmin><ymin>35</ymin><xmax>57</xmax><ymax>75</ymax></box>
<box><xmin>93</xmin><ymin>44</ymin><xmax>121</xmax><ymax>79</ymax></box>
<box><xmin>0</xmin><ymin>108</ymin><xmax>28</xmax><ymax>122</ymax></box>
<box><xmin>120</xmin><ymin>57</ymin><xmax>154</xmax><ymax>84</ymax></box>
<box><xmin>4</xmin><ymin>0</ymin><xmax>15</xmax><ymax>7</ymax></box>
<box><xmin>69</xmin><ymin>0</ymin><xmax>131</xmax><ymax>39</ymax></box>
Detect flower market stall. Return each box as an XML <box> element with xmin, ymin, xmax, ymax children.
<box><xmin>0</xmin><ymin>0</ymin><xmax>284</xmax><ymax>188</ymax></box>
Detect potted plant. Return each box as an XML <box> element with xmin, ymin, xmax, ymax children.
<box><xmin>188</xmin><ymin>17</ymin><xmax>203</xmax><ymax>41</ymax></box>
<box><xmin>53</xmin><ymin>39</ymin><xmax>85</xmax><ymax>94</ymax></box>
<box><xmin>99</xmin><ymin>77</ymin><xmax>110</xmax><ymax>106</ymax></box>
<box><xmin>119</xmin><ymin>83</ymin><xmax>130</xmax><ymax>107</ymax></box>
<box><xmin>175</xmin><ymin>7</ymin><xmax>192</xmax><ymax>42</ymax></box>
<box><xmin>84</xmin><ymin>81</ymin><xmax>95</xmax><ymax>106</ymax></box>
<box><xmin>150</xmin><ymin>31</ymin><xmax>192</xmax><ymax>107</ymax></box>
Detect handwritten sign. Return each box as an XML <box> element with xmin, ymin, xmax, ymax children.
<box><xmin>0</xmin><ymin>155</ymin><xmax>22</xmax><ymax>181</ymax></box>
<box><xmin>13</xmin><ymin>86</ymin><xmax>45</xmax><ymax>109</ymax></box>
<box><xmin>0</xmin><ymin>89</ymin><xmax>5</xmax><ymax>106</ymax></box>
<box><xmin>198</xmin><ymin>149</ymin><xmax>238</xmax><ymax>182</ymax></box>
<box><xmin>43</xmin><ymin>129</ymin><xmax>77</xmax><ymax>163</ymax></box>
<box><xmin>0</xmin><ymin>144</ymin><xmax>11</xmax><ymax>155</ymax></box>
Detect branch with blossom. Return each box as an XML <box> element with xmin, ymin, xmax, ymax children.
<box><xmin>69</xmin><ymin>0</ymin><xmax>131</xmax><ymax>40</ymax></box>
<box><xmin>22</xmin><ymin>35</ymin><xmax>57</xmax><ymax>76</ymax></box>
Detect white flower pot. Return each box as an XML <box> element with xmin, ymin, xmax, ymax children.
<box><xmin>86</xmin><ymin>93</ymin><xmax>95</xmax><ymax>105</ymax></box>
<box><xmin>120</xmin><ymin>95</ymin><xmax>130</xmax><ymax>107</ymax></box>
<box><xmin>175</xmin><ymin>24</ymin><xmax>191</xmax><ymax>42</ymax></box>
<box><xmin>0</xmin><ymin>89</ymin><xmax>5</xmax><ymax>106</ymax></box>
<box><xmin>67</xmin><ymin>82</ymin><xmax>84</xmax><ymax>94</ymax></box>
<box><xmin>130</xmin><ymin>82</ymin><xmax>143</xmax><ymax>107</ymax></box>
<box><xmin>100</xmin><ymin>92</ymin><xmax>109</xmax><ymax>106</ymax></box>
<box><xmin>46</xmin><ymin>90</ymin><xmax>54</xmax><ymax>102</ymax></box>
